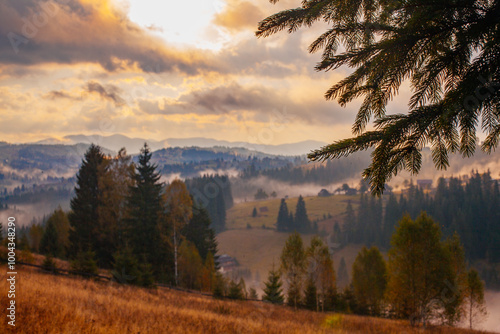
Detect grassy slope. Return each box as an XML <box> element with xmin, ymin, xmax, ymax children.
<box><xmin>226</xmin><ymin>195</ymin><xmax>359</xmax><ymax>231</ymax></box>
<box><xmin>0</xmin><ymin>267</ymin><xmax>492</xmax><ymax>334</ymax></box>
<box><xmin>220</xmin><ymin>195</ymin><xmax>363</xmax><ymax>286</ymax></box>
<box><xmin>217</xmin><ymin>229</ymin><xmax>364</xmax><ymax>287</ymax></box>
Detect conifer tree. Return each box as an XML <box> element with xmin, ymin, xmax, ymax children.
<box><xmin>228</xmin><ymin>279</ymin><xmax>245</xmax><ymax>300</ymax></box>
<box><xmin>276</xmin><ymin>198</ymin><xmax>289</xmax><ymax>232</ymax></box>
<box><xmin>40</xmin><ymin>219</ymin><xmax>62</xmax><ymax>257</ymax></box>
<box><xmin>248</xmin><ymin>287</ymin><xmax>258</xmax><ymax>300</ymax></box>
<box><xmin>183</xmin><ymin>203</ymin><xmax>218</xmax><ymax>262</ymax></box>
<box><xmin>304</xmin><ymin>276</ymin><xmax>318</xmax><ymax>311</ymax></box>
<box><xmin>69</xmin><ymin>144</ymin><xmax>105</xmax><ymax>257</ymax></box>
<box><xmin>294</xmin><ymin>195</ymin><xmax>311</xmax><ymax>233</ymax></box>
<box><xmin>263</xmin><ymin>266</ymin><xmax>284</xmax><ymax>304</ymax></box>
<box><xmin>125</xmin><ymin>143</ymin><xmax>166</xmax><ymax>279</ymax></box>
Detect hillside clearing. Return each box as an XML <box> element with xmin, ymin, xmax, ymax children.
<box><xmin>0</xmin><ymin>267</ymin><xmax>492</xmax><ymax>334</ymax></box>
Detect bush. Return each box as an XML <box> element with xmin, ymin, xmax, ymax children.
<box><xmin>71</xmin><ymin>250</ymin><xmax>99</xmax><ymax>277</ymax></box>
<box><xmin>42</xmin><ymin>255</ymin><xmax>58</xmax><ymax>273</ymax></box>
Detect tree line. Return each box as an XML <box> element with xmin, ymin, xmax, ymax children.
<box><xmin>3</xmin><ymin>144</ymin><xmax>219</xmax><ymax>290</ymax></box>
<box><xmin>262</xmin><ymin>213</ymin><xmax>487</xmax><ymax>329</ymax></box>
<box><xmin>337</xmin><ymin>172</ymin><xmax>500</xmax><ymax>287</ymax></box>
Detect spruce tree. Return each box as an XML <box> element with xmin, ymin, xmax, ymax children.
<box><xmin>125</xmin><ymin>143</ymin><xmax>165</xmax><ymax>278</ymax></box>
<box><xmin>276</xmin><ymin>199</ymin><xmax>289</xmax><ymax>232</ymax></box>
<box><xmin>40</xmin><ymin>219</ymin><xmax>62</xmax><ymax>257</ymax></box>
<box><xmin>183</xmin><ymin>202</ymin><xmax>218</xmax><ymax>262</ymax></box>
<box><xmin>263</xmin><ymin>267</ymin><xmax>284</xmax><ymax>304</ymax></box>
<box><xmin>294</xmin><ymin>195</ymin><xmax>311</xmax><ymax>233</ymax></box>
<box><xmin>69</xmin><ymin>144</ymin><xmax>105</xmax><ymax>257</ymax></box>
<box><xmin>304</xmin><ymin>276</ymin><xmax>318</xmax><ymax>311</ymax></box>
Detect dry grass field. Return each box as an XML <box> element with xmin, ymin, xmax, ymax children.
<box><xmin>0</xmin><ymin>266</ymin><xmax>494</xmax><ymax>334</ymax></box>
<box><xmin>227</xmin><ymin>195</ymin><xmax>359</xmax><ymax>230</ymax></box>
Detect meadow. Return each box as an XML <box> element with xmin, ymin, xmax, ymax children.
<box><xmin>0</xmin><ymin>266</ymin><xmax>494</xmax><ymax>334</ymax></box>
<box><xmin>226</xmin><ymin>194</ymin><xmax>360</xmax><ymax>231</ymax></box>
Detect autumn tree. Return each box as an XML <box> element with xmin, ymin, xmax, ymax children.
<box><xmin>165</xmin><ymin>179</ymin><xmax>193</xmax><ymax>286</ymax></box>
<box><xmin>307</xmin><ymin>236</ymin><xmax>336</xmax><ymax>311</ymax></box>
<box><xmin>263</xmin><ymin>265</ymin><xmax>284</xmax><ymax>304</ymax></box>
<box><xmin>97</xmin><ymin>148</ymin><xmax>133</xmax><ymax>266</ymax></box>
<box><xmin>257</xmin><ymin>0</ymin><xmax>500</xmax><ymax>194</ymax></box>
<box><xmin>337</xmin><ymin>257</ymin><xmax>349</xmax><ymax>289</ymax></box>
<box><xmin>178</xmin><ymin>240</ymin><xmax>203</xmax><ymax>290</ymax></box>
<box><xmin>280</xmin><ymin>232</ymin><xmax>307</xmax><ymax>308</ymax></box>
<box><xmin>386</xmin><ymin>212</ymin><xmax>460</xmax><ymax>326</ymax></box>
<box><xmin>201</xmin><ymin>252</ymin><xmax>217</xmax><ymax>292</ymax></box>
<box><xmin>464</xmin><ymin>269</ymin><xmax>487</xmax><ymax>330</ymax></box>
<box><xmin>352</xmin><ymin>246</ymin><xmax>387</xmax><ymax>316</ymax></box>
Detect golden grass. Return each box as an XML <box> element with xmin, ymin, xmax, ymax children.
<box><xmin>227</xmin><ymin>195</ymin><xmax>359</xmax><ymax>230</ymax></box>
<box><xmin>0</xmin><ymin>267</ymin><xmax>493</xmax><ymax>334</ymax></box>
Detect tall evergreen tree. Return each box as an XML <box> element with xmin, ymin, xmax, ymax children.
<box><xmin>183</xmin><ymin>202</ymin><xmax>218</xmax><ymax>263</ymax></box>
<box><xmin>125</xmin><ymin>143</ymin><xmax>166</xmax><ymax>279</ymax></box>
<box><xmin>294</xmin><ymin>195</ymin><xmax>311</xmax><ymax>233</ymax></box>
<box><xmin>69</xmin><ymin>144</ymin><xmax>105</xmax><ymax>257</ymax></box>
<box><xmin>276</xmin><ymin>198</ymin><xmax>289</xmax><ymax>232</ymax></box>
<box><xmin>40</xmin><ymin>219</ymin><xmax>62</xmax><ymax>257</ymax></box>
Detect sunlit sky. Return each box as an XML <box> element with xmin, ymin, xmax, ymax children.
<box><xmin>0</xmin><ymin>0</ymin><xmax>411</xmax><ymax>145</ymax></box>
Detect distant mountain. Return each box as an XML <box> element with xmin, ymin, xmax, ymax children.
<box><xmin>34</xmin><ymin>134</ymin><xmax>326</xmax><ymax>155</ymax></box>
<box><xmin>163</xmin><ymin>138</ymin><xmax>326</xmax><ymax>156</ymax></box>
<box><xmin>36</xmin><ymin>134</ymin><xmax>165</xmax><ymax>154</ymax></box>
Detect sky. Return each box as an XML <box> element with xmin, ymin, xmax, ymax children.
<box><xmin>0</xmin><ymin>0</ymin><xmax>411</xmax><ymax>145</ymax></box>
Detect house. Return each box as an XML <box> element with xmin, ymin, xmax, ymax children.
<box><xmin>218</xmin><ymin>254</ymin><xmax>238</xmax><ymax>273</ymax></box>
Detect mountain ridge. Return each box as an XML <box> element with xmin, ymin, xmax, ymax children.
<box><xmin>32</xmin><ymin>134</ymin><xmax>326</xmax><ymax>156</ymax></box>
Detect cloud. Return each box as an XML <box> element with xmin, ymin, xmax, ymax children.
<box><xmin>85</xmin><ymin>81</ymin><xmax>125</xmax><ymax>106</ymax></box>
<box><xmin>43</xmin><ymin>90</ymin><xmax>80</xmax><ymax>101</ymax></box>
<box><xmin>213</xmin><ymin>1</ymin><xmax>264</xmax><ymax>32</ymax></box>
<box><xmin>137</xmin><ymin>81</ymin><xmax>356</xmax><ymax>126</ymax></box>
<box><xmin>0</xmin><ymin>0</ymin><xmax>219</xmax><ymax>74</ymax></box>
